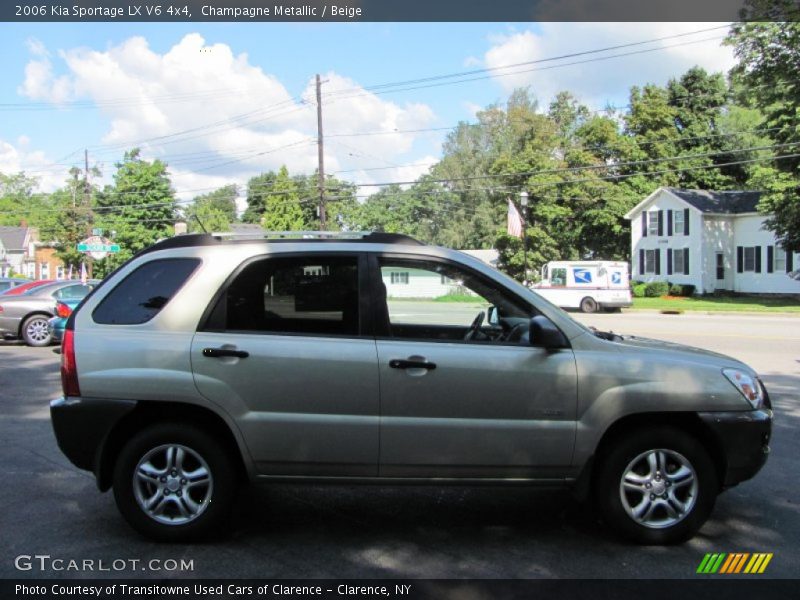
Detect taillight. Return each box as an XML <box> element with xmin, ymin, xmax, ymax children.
<box><xmin>56</xmin><ymin>302</ymin><xmax>72</xmax><ymax>318</ymax></box>
<box><xmin>61</xmin><ymin>329</ymin><xmax>80</xmax><ymax>397</ymax></box>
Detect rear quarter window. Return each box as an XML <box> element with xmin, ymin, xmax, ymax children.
<box><xmin>92</xmin><ymin>258</ymin><xmax>201</xmax><ymax>325</ymax></box>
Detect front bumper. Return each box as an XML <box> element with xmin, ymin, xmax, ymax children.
<box><xmin>699</xmin><ymin>407</ymin><xmax>772</xmax><ymax>488</ymax></box>
<box><xmin>50</xmin><ymin>396</ymin><xmax>137</xmax><ymax>475</ymax></box>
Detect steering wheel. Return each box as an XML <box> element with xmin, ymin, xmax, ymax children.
<box><xmin>463</xmin><ymin>310</ymin><xmax>486</xmax><ymax>341</ymax></box>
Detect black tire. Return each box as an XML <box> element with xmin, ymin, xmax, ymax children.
<box><xmin>21</xmin><ymin>314</ymin><xmax>52</xmax><ymax>347</ymax></box>
<box><xmin>112</xmin><ymin>422</ymin><xmax>239</xmax><ymax>542</ymax></box>
<box><xmin>594</xmin><ymin>426</ymin><xmax>718</xmax><ymax>545</ymax></box>
<box><xmin>580</xmin><ymin>297</ymin><xmax>599</xmax><ymax>313</ymax></box>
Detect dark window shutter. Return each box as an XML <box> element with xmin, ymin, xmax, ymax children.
<box><xmin>755</xmin><ymin>246</ymin><xmax>762</xmax><ymax>273</ymax></box>
<box><xmin>657</xmin><ymin>210</ymin><xmax>664</xmax><ymax>236</ymax></box>
<box><xmin>667</xmin><ymin>249</ymin><xmax>673</xmax><ymax>275</ymax></box>
<box><xmin>684</xmin><ymin>248</ymin><xmax>690</xmax><ymax>275</ymax></box>
<box><xmin>737</xmin><ymin>246</ymin><xmax>743</xmax><ymax>273</ymax></box>
<box><xmin>788</xmin><ymin>249</ymin><xmax>794</xmax><ymax>273</ymax></box>
<box><xmin>639</xmin><ymin>249</ymin><xmax>645</xmax><ymax>275</ymax></box>
<box><xmin>684</xmin><ymin>208</ymin><xmax>690</xmax><ymax>235</ymax></box>
<box><xmin>641</xmin><ymin>213</ymin><xmax>647</xmax><ymax>237</ymax></box>
<box><xmin>655</xmin><ymin>249</ymin><xmax>661</xmax><ymax>275</ymax></box>
<box><xmin>667</xmin><ymin>210</ymin><xmax>673</xmax><ymax>236</ymax></box>
<box><xmin>767</xmin><ymin>246</ymin><xmax>774</xmax><ymax>273</ymax></box>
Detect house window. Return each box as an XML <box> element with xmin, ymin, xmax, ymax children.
<box><xmin>744</xmin><ymin>247</ymin><xmax>756</xmax><ymax>272</ymax></box>
<box><xmin>645</xmin><ymin>249</ymin><xmax>657</xmax><ymax>273</ymax></box>
<box><xmin>648</xmin><ymin>211</ymin><xmax>660</xmax><ymax>236</ymax></box>
<box><xmin>775</xmin><ymin>247</ymin><xmax>786</xmax><ymax>272</ymax></box>
<box><xmin>56</xmin><ymin>266</ymin><xmax>65</xmax><ymax>280</ymax></box>
<box><xmin>390</xmin><ymin>272</ymin><xmax>409</xmax><ymax>285</ymax></box>
<box><xmin>673</xmin><ymin>210</ymin><xmax>684</xmax><ymax>235</ymax></box>
<box><xmin>673</xmin><ymin>249</ymin><xmax>686</xmax><ymax>274</ymax></box>
<box><xmin>40</xmin><ymin>262</ymin><xmax>49</xmax><ymax>279</ymax></box>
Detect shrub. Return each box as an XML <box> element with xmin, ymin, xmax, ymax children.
<box><xmin>632</xmin><ymin>283</ymin><xmax>648</xmax><ymax>298</ymax></box>
<box><xmin>644</xmin><ymin>281</ymin><xmax>670</xmax><ymax>297</ymax></box>
<box><xmin>668</xmin><ymin>283</ymin><xmax>696</xmax><ymax>297</ymax></box>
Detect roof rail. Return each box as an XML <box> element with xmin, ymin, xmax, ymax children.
<box><xmin>210</xmin><ymin>231</ymin><xmax>423</xmax><ymax>245</ymax></box>
<box><xmin>211</xmin><ymin>230</ymin><xmax>371</xmax><ymax>240</ymax></box>
<box><xmin>139</xmin><ymin>231</ymin><xmax>423</xmax><ymax>256</ymax></box>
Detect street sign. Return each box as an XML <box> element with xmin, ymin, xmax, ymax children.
<box><xmin>77</xmin><ymin>243</ymin><xmax>120</xmax><ymax>253</ymax></box>
<box><xmin>91</xmin><ymin>228</ymin><xmax>104</xmax><ymax>236</ymax></box>
<box><xmin>77</xmin><ymin>235</ymin><xmax>120</xmax><ymax>260</ymax></box>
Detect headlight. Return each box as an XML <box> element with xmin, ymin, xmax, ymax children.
<box><xmin>722</xmin><ymin>368</ymin><xmax>763</xmax><ymax>409</ymax></box>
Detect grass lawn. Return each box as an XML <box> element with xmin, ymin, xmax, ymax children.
<box><xmin>631</xmin><ymin>296</ymin><xmax>800</xmax><ymax>313</ymax></box>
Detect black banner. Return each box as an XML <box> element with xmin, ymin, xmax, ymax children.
<box><xmin>4</xmin><ymin>579</ymin><xmax>799</xmax><ymax>600</ymax></box>
<box><xmin>1</xmin><ymin>0</ymin><xmax>798</xmax><ymax>23</ymax></box>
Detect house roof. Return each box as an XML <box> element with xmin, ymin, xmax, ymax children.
<box><xmin>624</xmin><ymin>186</ymin><xmax>763</xmax><ymax>219</ymax></box>
<box><xmin>665</xmin><ymin>188</ymin><xmax>762</xmax><ymax>214</ymax></box>
<box><xmin>0</xmin><ymin>226</ymin><xmax>28</xmax><ymax>251</ymax></box>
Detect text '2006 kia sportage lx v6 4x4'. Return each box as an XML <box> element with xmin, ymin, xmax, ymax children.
<box><xmin>50</xmin><ymin>231</ymin><xmax>772</xmax><ymax>544</ymax></box>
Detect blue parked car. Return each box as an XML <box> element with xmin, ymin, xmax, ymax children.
<box><xmin>48</xmin><ymin>299</ymin><xmax>81</xmax><ymax>344</ymax></box>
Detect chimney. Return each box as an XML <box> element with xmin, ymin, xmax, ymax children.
<box><xmin>19</xmin><ymin>219</ymin><xmax>27</xmax><ymax>228</ymax></box>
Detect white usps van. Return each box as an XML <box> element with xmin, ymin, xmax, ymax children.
<box><xmin>532</xmin><ymin>261</ymin><xmax>632</xmax><ymax>313</ymax></box>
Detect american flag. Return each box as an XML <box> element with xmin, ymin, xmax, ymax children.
<box><xmin>80</xmin><ymin>262</ymin><xmax>87</xmax><ymax>284</ymax></box>
<box><xmin>507</xmin><ymin>198</ymin><xmax>524</xmax><ymax>238</ymax></box>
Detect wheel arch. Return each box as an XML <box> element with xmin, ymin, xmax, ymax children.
<box><xmin>96</xmin><ymin>400</ymin><xmax>248</xmax><ymax>492</ymax></box>
<box><xmin>573</xmin><ymin>412</ymin><xmax>727</xmax><ymax>501</ymax></box>
<box><xmin>17</xmin><ymin>311</ymin><xmax>54</xmax><ymax>338</ymax></box>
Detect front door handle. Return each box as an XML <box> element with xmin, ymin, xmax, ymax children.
<box><xmin>203</xmin><ymin>347</ymin><xmax>249</xmax><ymax>359</ymax></box>
<box><xmin>389</xmin><ymin>359</ymin><xmax>436</xmax><ymax>370</ymax></box>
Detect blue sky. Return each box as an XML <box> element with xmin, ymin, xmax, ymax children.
<box><xmin>0</xmin><ymin>22</ymin><xmax>735</xmax><ymax>199</ymax></box>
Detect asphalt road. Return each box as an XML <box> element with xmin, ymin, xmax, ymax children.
<box><xmin>0</xmin><ymin>311</ymin><xmax>798</xmax><ymax>579</ymax></box>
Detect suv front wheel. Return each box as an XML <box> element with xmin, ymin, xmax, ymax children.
<box><xmin>112</xmin><ymin>423</ymin><xmax>238</xmax><ymax>542</ymax></box>
<box><xmin>595</xmin><ymin>427</ymin><xmax>718</xmax><ymax>544</ymax></box>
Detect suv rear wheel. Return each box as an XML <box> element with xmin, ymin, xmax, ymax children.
<box><xmin>112</xmin><ymin>423</ymin><xmax>238</xmax><ymax>542</ymax></box>
<box><xmin>595</xmin><ymin>427</ymin><xmax>718</xmax><ymax>544</ymax></box>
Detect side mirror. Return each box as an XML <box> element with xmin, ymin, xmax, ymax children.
<box><xmin>530</xmin><ymin>315</ymin><xmax>568</xmax><ymax>349</ymax></box>
<box><xmin>487</xmin><ymin>306</ymin><xmax>499</xmax><ymax>326</ymax></box>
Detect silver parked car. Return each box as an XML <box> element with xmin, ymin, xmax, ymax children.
<box><xmin>0</xmin><ymin>281</ymin><xmax>95</xmax><ymax>346</ymax></box>
<box><xmin>50</xmin><ymin>232</ymin><xmax>771</xmax><ymax>544</ymax></box>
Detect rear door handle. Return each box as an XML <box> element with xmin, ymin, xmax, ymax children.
<box><xmin>203</xmin><ymin>347</ymin><xmax>249</xmax><ymax>359</ymax></box>
<box><xmin>389</xmin><ymin>359</ymin><xmax>436</xmax><ymax>370</ymax></box>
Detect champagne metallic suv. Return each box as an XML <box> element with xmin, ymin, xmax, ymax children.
<box><xmin>50</xmin><ymin>232</ymin><xmax>772</xmax><ymax>543</ymax></box>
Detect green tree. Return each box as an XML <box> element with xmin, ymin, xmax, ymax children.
<box><xmin>93</xmin><ymin>149</ymin><xmax>177</xmax><ymax>275</ymax></box>
<box><xmin>184</xmin><ymin>184</ymin><xmax>238</xmax><ymax>233</ymax></box>
<box><xmin>260</xmin><ymin>166</ymin><xmax>305</xmax><ymax>231</ymax></box>
<box><xmin>242</xmin><ymin>172</ymin><xmax>277</xmax><ymax>223</ymax></box>
<box><xmin>726</xmin><ymin>8</ymin><xmax>800</xmax><ymax>250</ymax></box>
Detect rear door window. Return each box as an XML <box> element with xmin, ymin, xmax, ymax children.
<box><xmin>205</xmin><ymin>255</ymin><xmax>361</xmax><ymax>336</ymax></box>
<box><xmin>92</xmin><ymin>258</ymin><xmax>201</xmax><ymax>325</ymax></box>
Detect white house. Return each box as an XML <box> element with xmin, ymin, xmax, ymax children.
<box><xmin>382</xmin><ymin>248</ymin><xmax>499</xmax><ymax>299</ymax></box>
<box><xmin>0</xmin><ymin>226</ymin><xmax>36</xmax><ymax>278</ymax></box>
<box><xmin>625</xmin><ymin>187</ymin><xmax>800</xmax><ymax>294</ymax></box>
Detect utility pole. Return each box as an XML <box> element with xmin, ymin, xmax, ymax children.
<box><xmin>315</xmin><ymin>74</ymin><xmax>327</xmax><ymax>230</ymax></box>
<box><xmin>83</xmin><ymin>149</ymin><xmax>94</xmax><ymax>279</ymax></box>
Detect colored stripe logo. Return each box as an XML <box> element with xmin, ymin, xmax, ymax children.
<box><xmin>697</xmin><ymin>553</ymin><xmax>773</xmax><ymax>574</ymax></box>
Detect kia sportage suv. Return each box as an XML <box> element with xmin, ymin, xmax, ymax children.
<box><xmin>50</xmin><ymin>231</ymin><xmax>772</xmax><ymax>543</ymax></box>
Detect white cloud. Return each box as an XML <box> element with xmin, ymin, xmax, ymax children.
<box><xmin>463</xmin><ymin>101</ymin><xmax>483</xmax><ymax>119</ymax></box>
<box><xmin>481</xmin><ymin>23</ymin><xmax>736</xmax><ymax>109</ymax></box>
<box><xmin>0</xmin><ymin>138</ymin><xmax>66</xmax><ymax>192</ymax></box>
<box><xmin>16</xmin><ymin>34</ymin><xmax>438</xmax><ymax>204</ymax></box>
<box><xmin>25</xmin><ymin>37</ymin><xmax>49</xmax><ymax>58</ymax></box>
